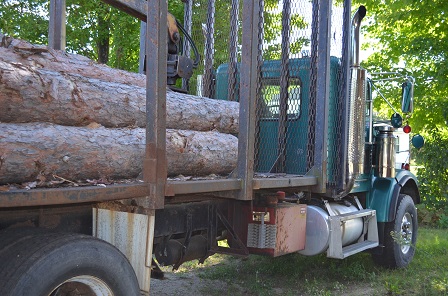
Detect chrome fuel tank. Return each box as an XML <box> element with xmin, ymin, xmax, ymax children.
<box><xmin>298</xmin><ymin>203</ymin><xmax>363</xmax><ymax>256</ymax></box>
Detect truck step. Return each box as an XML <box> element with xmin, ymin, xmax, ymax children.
<box><xmin>341</xmin><ymin>240</ymin><xmax>378</xmax><ymax>258</ymax></box>
<box><xmin>327</xmin><ymin>208</ymin><xmax>379</xmax><ymax>259</ymax></box>
<box><xmin>335</xmin><ymin>209</ymin><xmax>376</xmax><ymax>221</ymax></box>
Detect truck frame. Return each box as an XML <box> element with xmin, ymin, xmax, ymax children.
<box><xmin>0</xmin><ymin>0</ymin><xmax>420</xmax><ymax>295</ymax></box>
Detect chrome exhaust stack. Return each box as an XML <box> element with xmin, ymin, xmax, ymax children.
<box><xmin>337</xmin><ymin>6</ymin><xmax>367</xmax><ymax>198</ymax></box>
<box><xmin>350</xmin><ymin>6</ymin><xmax>366</xmax><ymax>67</ymax></box>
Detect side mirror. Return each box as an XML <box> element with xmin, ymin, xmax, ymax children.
<box><xmin>401</xmin><ymin>79</ymin><xmax>414</xmax><ymax>114</ymax></box>
<box><xmin>366</xmin><ymin>78</ymin><xmax>373</xmax><ymax>102</ymax></box>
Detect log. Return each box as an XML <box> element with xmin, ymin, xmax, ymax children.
<box><xmin>0</xmin><ymin>33</ymin><xmax>147</xmax><ymax>87</ymax></box>
<box><xmin>0</xmin><ymin>35</ymin><xmax>239</xmax><ymax>133</ymax></box>
<box><xmin>0</xmin><ymin>123</ymin><xmax>238</xmax><ymax>185</ymax></box>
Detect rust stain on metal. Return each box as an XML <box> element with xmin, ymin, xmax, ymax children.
<box><xmin>100</xmin><ymin>0</ymin><xmax>147</xmax><ymax>22</ymax></box>
<box><xmin>141</xmin><ymin>142</ymin><xmax>166</xmax><ymax>209</ymax></box>
<box><xmin>248</xmin><ymin>204</ymin><xmax>307</xmax><ymax>257</ymax></box>
<box><xmin>273</xmin><ymin>204</ymin><xmax>307</xmax><ymax>256</ymax></box>
<box><xmin>0</xmin><ymin>183</ymin><xmax>149</xmax><ymax>208</ymax></box>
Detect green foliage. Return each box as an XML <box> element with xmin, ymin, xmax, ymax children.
<box><xmin>356</xmin><ymin>0</ymin><xmax>448</xmax><ymax>132</ymax></box>
<box><xmin>261</xmin><ymin>3</ymin><xmax>309</xmax><ymax>60</ymax></box>
<box><xmin>0</xmin><ymin>0</ymin><xmax>143</xmax><ymax>72</ymax></box>
<box><xmin>355</xmin><ymin>0</ymin><xmax>448</xmax><ymax>224</ymax></box>
<box><xmin>416</xmin><ymin>129</ymin><xmax>448</xmax><ymax>210</ymax></box>
<box><xmin>65</xmin><ymin>0</ymin><xmax>140</xmax><ymax>71</ymax></box>
<box><xmin>0</xmin><ymin>0</ymin><xmax>49</xmax><ymax>44</ymax></box>
<box><xmin>417</xmin><ymin>204</ymin><xmax>448</xmax><ymax>229</ymax></box>
<box><xmin>414</xmin><ymin>129</ymin><xmax>448</xmax><ymax>227</ymax></box>
<box><xmin>107</xmin><ymin>9</ymin><xmax>140</xmax><ymax>72</ymax></box>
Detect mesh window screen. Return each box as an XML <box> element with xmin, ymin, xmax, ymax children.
<box><xmin>178</xmin><ymin>0</ymin><xmax>243</xmax><ymax>98</ymax></box>
<box><xmin>179</xmin><ymin>0</ymin><xmax>347</xmax><ymax>180</ymax></box>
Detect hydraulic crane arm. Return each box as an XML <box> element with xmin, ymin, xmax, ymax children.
<box><xmin>100</xmin><ymin>0</ymin><xmax>199</xmax><ymax>92</ymax></box>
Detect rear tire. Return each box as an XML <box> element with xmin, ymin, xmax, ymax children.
<box><xmin>373</xmin><ymin>194</ymin><xmax>417</xmax><ymax>268</ymax></box>
<box><xmin>0</xmin><ymin>229</ymin><xmax>140</xmax><ymax>296</ymax></box>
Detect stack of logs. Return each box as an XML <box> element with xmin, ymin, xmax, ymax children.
<box><xmin>0</xmin><ymin>34</ymin><xmax>240</xmax><ymax>185</ymax></box>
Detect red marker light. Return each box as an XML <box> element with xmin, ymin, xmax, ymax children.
<box><xmin>403</xmin><ymin>124</ymin><xmax>411</xmax><ymax>134</ymax></box>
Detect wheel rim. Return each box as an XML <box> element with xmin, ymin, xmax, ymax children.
<box><xmin>400</xmin><ymin>212</ymin><xmax>413</xmax><ymax>254</ymax></box>
<box><xmin>50</xmin><ymin>275</ymin><xmax>113</xmax><ymax>296</ymax></box>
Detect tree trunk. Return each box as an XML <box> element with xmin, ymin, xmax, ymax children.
<box><xmin>97</xmin><ymin>3</ymin><xmax>111</xmax><ymax>65</ymax></box>
<box><xmin>0</xmin><ymin>35</ymin><xmax>239</xmax><ymax>133</ymax></box>
<box><xmin>0</xmin><ymin>123</ymin><xmax>238</xmax><ymax>185</ymax></box>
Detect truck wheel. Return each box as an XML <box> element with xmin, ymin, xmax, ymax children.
<box><xmin>0</xmin><ymin>230</ymin><xmax>140</xmax><ymax>296</ymax></box>
<box><xmin>373</xmin><ymin>194</ymin><xmax>418</xmax><ymax>268</ymax></box>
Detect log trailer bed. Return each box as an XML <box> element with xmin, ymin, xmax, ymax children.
<box><xmin>0</xmin><ymin>0</ymin><xmax>421</xmax><ymax>295</ymax></box>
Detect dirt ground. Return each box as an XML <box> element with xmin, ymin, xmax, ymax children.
<box><xmin>149</xmin><ymin>268</ymin><xmax>379</xmax><ymax>296</ymax></box>
<box><xmin>150</xmin><ymin>271</ymin><xmax>227</xmax><ymax>296</ymax></box>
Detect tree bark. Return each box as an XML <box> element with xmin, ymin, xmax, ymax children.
<box><xmin>0</xmin><ymin>35</ymin><xmax>239</xmax><ymax>133</ymax></box>
<box><xmin>0</xmin><ymin>33</ymin><xmax>146</xmax><ymax>87</ymax></box>
<box><xmin>97</xmin><ymin>3</ymin><xmax>111</xmax><ymax>65</ymax></box>
<box><xmin>0</xmin><ymin>123</ymin><xmax>238</xmax><ymax>185</ymax></box>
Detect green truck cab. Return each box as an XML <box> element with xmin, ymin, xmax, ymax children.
<box><xmin>213</xmin><ymin>26</ymin><xmax>420</xmax><ymax>268</ymax></box>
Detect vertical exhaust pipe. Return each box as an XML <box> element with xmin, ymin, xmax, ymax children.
<box><xmin>350</xmin><ymin>6</ymin><xmax>366</xmax><ymax>67</ymax></box>
<box><xmin>337</xmin><ymin>6</ymin><xmax>367</xmax><ymax>198</ymax></box>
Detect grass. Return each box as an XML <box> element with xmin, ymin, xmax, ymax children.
<box><xmin>169</xmin><ymin>227</ymin><xmax>448</xmax><ymax>295</ymax></box>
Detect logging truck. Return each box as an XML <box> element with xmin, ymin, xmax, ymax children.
<box><xmin>0</xmin><ymin>0</ymin><xmax>422</xmax><ymax>295</ymax></box>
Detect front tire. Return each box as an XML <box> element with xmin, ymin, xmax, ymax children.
<box><xmin>373</xmin><ymin>194</ymin><xmax>418</xmax><ymax>268</ymax></box>
<box><xmin>0</xmin><ymin>229</ymin><xmax>140</xmax><ymax>296</ymax></box>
